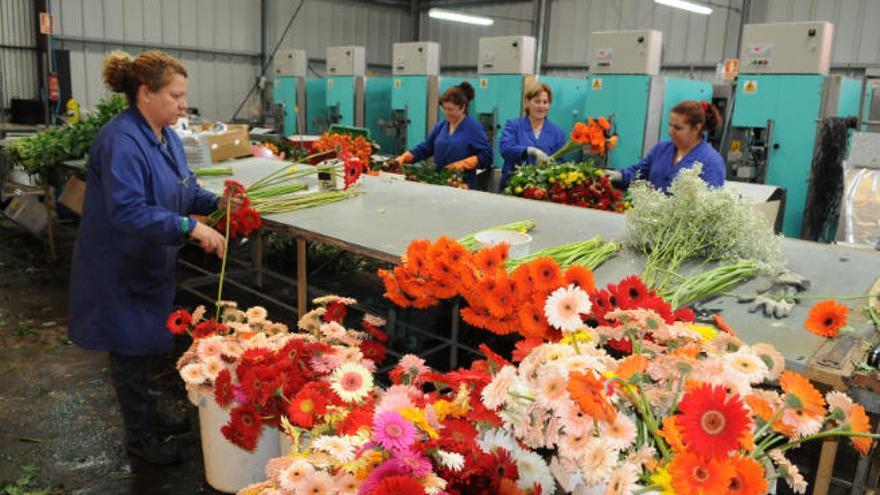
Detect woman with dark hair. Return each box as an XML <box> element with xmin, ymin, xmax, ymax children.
<box><xmin>498</xmin><ymin>81</ymin><xmax>566</xmax><ymax>189</ymax></box>
<box><xmin>69</xmin><ymin>50</ymin><xmax>233</xmax><ymax>465</ymax></box>
<box><xmin>393</xmin><ymin>81</ymin><xmax>493</xmax><ymax>189</ymax></box>
<box><xmin>607</xmin><ymin>100</ymin><xmax>725</xmax><ymax>191</ymax></box>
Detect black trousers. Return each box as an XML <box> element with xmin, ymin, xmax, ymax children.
<box><xmin>109</xmin><ymin>352</ymin><xmax>157</xmax><ymax>443</ymax></box>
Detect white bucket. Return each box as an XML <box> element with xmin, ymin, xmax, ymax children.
<box><xmin>474</xmin><ymin>230</ymin><xmax>533</xmax><ymax>259</ymax></box>
<box><xmin>198</xmin><ymin>397</ymin><xmax>280</xmax><ymax>493</ymax></box>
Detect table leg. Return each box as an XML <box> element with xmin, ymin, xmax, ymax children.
<box><xmin>450</xmin><ymin>299</ymin><xmax>460</xmax><ymax>370</ymax></box>
<box><xmin>42</xmin><ymin>181</ymin><xmax>55</xmax><ymax>261</ymax></box>
<box><xmin>296</xmin><ymin>237</ymin><xmax>307</xmax><ymax>319</ymax></box>
<box><xmin>253</xmin><ymin>232</ymin><xmax>264</xmax><ymax>288</ymax></box>
<box><xmin>812</xmin><ymin>438</ymin><xmax>839</xmax><ymax>495</ymax></box>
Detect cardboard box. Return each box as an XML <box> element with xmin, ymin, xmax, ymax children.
<box><xmin>58</xmin><ymin>176</ymin><xmax>86</xmax><ymax>215</ymax></box>
<box><xmin>722</xmin><ymin>181</ymin><xmax>786</xmax><ymax>233</ymax></box>
<box><xmin>4</xmin><ymin>194</ymin><xmax>47</xmax><ymax>234</ymax></box>
<box><xmin>203</xmin><ymin>124</ymin><xmax>252</xmax><ymax>163</ymax></box>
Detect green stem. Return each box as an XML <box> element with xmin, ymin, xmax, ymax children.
<box><xmin>778</xmin><ymin>429</ymin><xmax>880</xmax><ymax>453</ymax></box>
<box><xmin>215</xmin><ymin>198</ymin><xmax>233</xmax><ymax>320</ymax></box>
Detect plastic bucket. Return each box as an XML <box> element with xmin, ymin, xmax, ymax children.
<box><xmin>198</xmin><ymin>397</ymin><xmax>280</xmax><ymax>493</ymax></box>
<box><xmin>474</xmin><ymin>230</ymin><xmax>533</xmax><ymax>259</ymax></box>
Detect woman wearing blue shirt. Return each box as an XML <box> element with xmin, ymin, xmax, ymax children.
<box><xmin>607</xmin><ymin>100</ymin><xmax>725</xmax><ymax>191</ymax></box>
<box><xmin>499</xmin><ymin>81</ymin><xmax>567</xmax><ymax>189</ymax></box>
<box><xmin>69</xmin><ymin>51</ymin><xmax>231</xmax><ymax>465</ymax></box>
<box><xmin>394</xmin><ymin>82</ymin><xmax>493</xmax><ymax>190</ymax></box>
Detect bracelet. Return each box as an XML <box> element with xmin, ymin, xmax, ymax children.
<box><xmin>180</xmin><ymin>216</ymin><xmax>190</xmax><ymax>234</ymax></box>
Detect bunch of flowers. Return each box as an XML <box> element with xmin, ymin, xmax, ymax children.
<box><xmin>313</xmin><ymin>131</ymin><xmax>374</xmax><ymax>168</ymax></box>
<box><xmin>251</xmin><ymin>141</ymin><xmax>286</xmax><ymax>160</ymax></box>
<box><xmin>550</xmin><ymin>116</ymin><xmax>619</xmax><ymax>161</ymax></box>
<box><xmin>403</xmin><ymin>162</ymin><xmax>469</xmax><ymax>190</ymax></box>
<box><xmin>504</xmin><ymin>161</ymin><xmax>628</xmax><ymax>213</ymax></box>
<box><xmin>479</xmin><ymin>274</ymin><xmax>876</xmax><ymax>495</ymax></box>
<box><xmin>169</xmin><ymin>296</ymin><xmax>388</xmax><ymax>452</ymax></box>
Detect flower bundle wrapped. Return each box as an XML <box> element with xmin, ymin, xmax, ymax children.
<box><xmin>403</xmin><ymin>161</ymin><xmax>469</xmax><ymax>189</ymax></box>
<box><xmin>169</xmin><ymin>296</ymin><xmax>388</xmax><ymax>452</ymax></box>
<box><xmin>504</xmin><ymin>161</ymin><xmax>628</xmax><ymax>212</ymax></box>
<box><xmin>456</xmin><ymin>219</ymin><xmax>537</xmax><ymax>251</ymax></box>
<box><xmin>625</xmin><ymin>166</ymin><xmax>785</xmax><ymax>297</ymax></box>
<box><xmin>505</xmin><ymin>237</ymin><xmax>621</xmax><ymax>272</ymax></box>
<box><xmin>550</xmin><ymin>116</ymin><xmax>618</xmax><ymax>161</ymax></box>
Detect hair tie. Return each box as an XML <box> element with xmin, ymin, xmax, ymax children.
<box><xmin>699</xmin><ymin>101</ymin><xmax>709</xmax><ymax>111</ymax></box>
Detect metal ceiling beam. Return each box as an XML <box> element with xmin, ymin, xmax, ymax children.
<box><xmin>419</xmin><ymin>0</ymin><xmax>532</xmax><ymax>10</ymax></box>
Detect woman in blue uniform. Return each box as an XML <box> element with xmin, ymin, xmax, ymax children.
<box><xmin>69</xmin><ymin>50</ymin><xmax>230</xmax><ymax>465</ymax></box>
<box><xmin>498</xmin><ymin>81</ymin><xmax>567</xmax><ymax>189</ymax></box>
<box><xmin>393</xmin><ymin>82</ymin><xmax>492</xmax><ymax>190</ymax></box>
<box><xmin>607</xmin><ymin>100</ymin><xmax>725</xmax><ymax>191</ymax></box>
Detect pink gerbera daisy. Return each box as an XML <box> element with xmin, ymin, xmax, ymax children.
<box><xmin>372</xmin><ymin>410</ymin><xmax>418</xmax><ymax>452</ymax></box>
<box><xmin>392</xmin><ymin>449</ymin><xmax>433</xmax><ymax>477</ymax></box>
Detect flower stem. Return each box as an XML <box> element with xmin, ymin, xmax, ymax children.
<box><xmin>215</xmin><ymin>198</ymin><xmax>233</xmax><ymax>320</ymax></box>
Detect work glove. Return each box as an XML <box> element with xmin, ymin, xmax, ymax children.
<box><xmin>527</xmin><ymin>146</ymin><xmax>551</xmax><ymax>164</ymax></box>
<box><xmin>603</xmin><ymin>169</ymin><xmax>623</xmax><ymax>183</ymax></box>
<box><xmin>740</xmin><ymin>270</ymin><xmax>811</xmax><ymax>319</ymax></box>
<box><xmin>446</xmin><ymin>155</ymin><xmax>478</xmax><ymax>172</ymax></box>
<box><xmin>394</xmin><ymin>151</ymin><xmax>414</xmax><ymax>167</ymax></box>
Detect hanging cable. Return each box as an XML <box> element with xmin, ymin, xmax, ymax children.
<box><xmin>229</xmin><ymin>0</ymin><xmax>306</xmax><ymax>122</ymax></box>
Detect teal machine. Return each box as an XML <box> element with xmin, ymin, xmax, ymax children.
<box><xmin>388</xmin><ymin>42</ymin><xmax>440</xmax><ymax>155</ymax></box>
<box><xmin>725</xmin><ymin>21</ymin><xmax>863</xmax><ymax>237</ymax></box>
<box><xmin>584</xmin><ymin>30</ymin><xmax>712</xmax><ymax>169</ymax></box>
<box><xmin>325</xmin><ymin>46</ymin><xmax>366</xmax><ymax>129</ymax></box>
<box><xmin>271</xmin><ymin>49</ymin><xmax>307</xmax><ymax>137</ymax></box>
<box><xmin>539</xmin><ymin>75</ymin><xmax>587</xmax><ymax>135</ymax></box>
<box><xmin>474</xmin><ymin>36</ymin><xmax>537</xmax><ymax>168</ymax></box>
<box><xmin>365</xmin><ymin>77</ymin><xmax>394</xmax><ymax>153</ymax></box>
<box><xmin>307</xmin><ymin>78</ymin><xmax>328</xmax><ymax>134</ymax></box>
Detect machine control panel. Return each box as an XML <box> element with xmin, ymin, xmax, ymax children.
<box><xmin>273</xmin><ymin>49</ymin><xmax>307</xmax><ymax>77</ymax></box>
<box><xmin>478</xmin><ymin>36</ymin><xmax>536</xmax><ymax>75</ymax></box>
<box><xmin>739</xmin><ymin>22</ymin><xmax>833</xmax><ymax>75</ymax></box>
<box><xmin>392</xmin><ymin>42</ymin><xmax>440</xmax><ymax>76</ymax></box>
<box><xmin>589</xmin><ymin>30</ymin><xmax>662</xmax><ymax>75</ymax></box>
<box><xmin>326</xmin><ymin>46</ymin><xmax>366</xmax><ymax>76</ymax></box>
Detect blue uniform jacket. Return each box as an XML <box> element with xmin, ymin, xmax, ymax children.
<box><xmin>499</xmin><ymin>116</ymin><xmax>567</xmax><ymax>189</ymax></box>
<box><xmin>620</xmin><ymin>140</ymin><xmax>725</xmax><ymax>192</ymax></box>
<box><xmin>69</xmin><ymin>107</ymin><xmax>218</xmax><ymax>355</ymax></box>
<box><xmin>410</xmin><ymin>115</ymin><xmax>493</xmax><ymax>189</ymax></box>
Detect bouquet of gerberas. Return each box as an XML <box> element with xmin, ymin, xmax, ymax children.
<box><xmin>313</xmin><ymin>131</ymin><xmax>374</xmax><ymax>169</ymax></box>
<box><xmin>168</xmin><ymin>296</ymin><xmax>388</xmax><ymax>452</ymax></box>
<box><xmin>550</xmin><ymin>116</ymin><xmax>619</xmax><ymax>162</ymax></box>
<box><xmin>403</xmin><ymin>161</ymin><xmax>469</xmax><ymax>189</ymax></box>
<box><xmin>504</xmin><ymin>161</ymin><xmax>628</xmax><ymax>213</ymax></box>
<box><xmin>477</xmin><ymin>272</ymin><xmax>877</xmax><ymax>495</ymax></box>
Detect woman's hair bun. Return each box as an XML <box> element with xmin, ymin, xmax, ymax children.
<box><xmin>103</xmin><ymin>50</ymin><xmax>133</xmax><ymax>92</ymax></box>
<box><xmin>457</xmin><ymin>81</ymin><xmax>475</xmax><ymax>102</ymax></box>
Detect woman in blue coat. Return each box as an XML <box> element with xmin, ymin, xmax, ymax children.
<box><xmin>607</xmin><ymin>100</ymin><xmax>725</xmax><ymax>191</ymax></box>
<box><xmin>499</xmin><ymin>81</ymin><xmax>567</xmax><ymax>189</ymax></box>
<box><xmin>394</xmin><ymin>82</ymin><xmax>492</xmax><ymax>190</ymax></box>
<box><xmin>69</xmin><ymin>50</ymin><xmax>229</xmax><ymax>465</ymax></box>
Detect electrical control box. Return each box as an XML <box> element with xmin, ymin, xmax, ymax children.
<box><xmin>739</xmin><ymin>22</ymin><xmax>833</xmax><ymax>75</ymax></box>
<box><xmin>326</xmin><ymin>46</ymin><xmax>366</xmax><ymax>76</ymax></box>
<box><xmin>589</xmin><ymin>30</ymin><xmax>662</xmax><ymax>75</ymax></box>
<box><xmin>393</xmin><ymin>42</ymin><xmax>440</xmax><ymax>76</ymax></box>
<box><xmin>273</xmin><ymin>49</ymin><xmax>307</xmax><ymax>77</ymax></box>
<box><xmin>478</xmin><ymin>36</ymin><xmax>536</xmax><ymax>75</ymax></box>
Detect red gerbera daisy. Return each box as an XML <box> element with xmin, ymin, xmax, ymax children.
<box><xmin>372</xmin><ymin>475</ymin><xmax>426</xmax><ymax>495</ymax></box>
<box><xmin>214</xmin><ymin>368</ymin><xmax>234</xmax><ymax>408</ymax></box>
<box><xmin>235</xmin><ymin>207</ymin><xmax>262</xmax><ymax>237</ymax></box>
<box><xmin>614</xmin><ymin>275</ymin><xmax>649</xmax><ymax>309</ymax></box>
<box><xmin>676</xmin><ymin>383</ymin><xmax>750</xmax><ymax>460</ymax></box>
<box><xmin>166</xmin><ymin>309</ymin><xmax>192</xmax><ymax>335</ymax></box>
<box><xmin>192</xmin><ymin>319</ymin><xmax>226</xmax><ymax>339</ymax></box>
<box><xmin>669</xmin><ymin>451</ymin><xmax>735</xmax><ymax>495</ymax></box>
<box><xmin>804</xmin><ymin>300</ymin><xmax>849</xmax><ymax>337</ymax></box>
<box><xmin>287</xmin><ymin>387</ymin><xmax>327</xmax><ymax>429</ymax></box>
<box><xmin>221</xmin><ymin>420</ymin><xmax>259</xmax><ymax>452</ymax></box>
<box><xmin>360</xmin><ymin>340</ymin><xmax>387</xmax><ymax>364</ymax></box>
<box><xmin>324</xmin><ymin>300</ymin><xmax>348</xmax><ymax>323</ymax></box>
<box><xmin>223</xmin><ymin>180</ymin><xmax>246</xmax><ymax>195</ymax></box>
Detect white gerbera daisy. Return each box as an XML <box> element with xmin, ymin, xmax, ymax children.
<box><xmin>312</xmin><ymin>295</ymin><xmax>357</xmax><ymax>305</ymax></box>
<box><xmin>278</xmin><ymin>458</ymin><xmax>315</xmax><ymax>491</ymax></box>
<box><xmin>422</xmin><ymin>473</ymin><xmax>447</xmax><ymax>495</ymax></box>
<box><xmin>513</xmin><ymin>448</ymin><xmax>555</xmax><ymax>494</ymax></box>
<box><xmin>310</xmin><ymin>435</ymin><xmax>355</xmax><ymax>463</ymax></box>
<box><xmin>722</xmin><ymin>349</ymin><xmax>769</xmax><ymax>383</ymax></box>
<box><xmin>544</xmin><ymin>285</ymin><xmax>591</xmax><ymax>332</ymax></box>
<box><xmin>180</xmin><ymin>363</ymin><xmax>206</xmax><ymax>385</ymax></box>
<box><xmin>600</xmin><ymin>414</ymin><xmax>637</xmax><ymax>451</ymax></box>
<box><xmin>579</xmin><ymin>438</ymin><xmax>617</xmax><ymax>486</ymax></box>
<box><xmin>363</xmin><ymin>314</ymin><xmax>386</xmax><ymax>327</ymax></box>
<box><xmin>477</xmin><ymin>428</ymin><xmax>520</xmax><ymax>456</ymax></box>
<box><xmin>201</xmin><ymin>356</ymin><xmax>225</xmax><ymax>380</ymax></box>
<box><xmin>330</xmin><ymin>362</ymin><xmax>373</xmax><ymax>403</ymax></box>
<box><xmin>320</xmin><ymin>321</ymin><xmax>348</xmax><ymax>341</ymax></box>
<box><xmin>245</xmin><ymin>306</ymin><xmax>268</xmax><ymax>323</ymax></box>
<box><xmin>435</xmin><ymin>450</ymin><xmax>465</xmax><ymax>471</ymax></box>
<box><xmin>606</xmin><ymin>463</ymin><xmax>641</xmax><ymax>495</ymax></box>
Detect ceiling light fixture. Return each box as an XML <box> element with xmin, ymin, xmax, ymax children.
<box><xmin>654</xmin><ymin>0</ymin><xmax>713</xmax><ymax>15</ymax></box>
<box><xmin>428</xmin><ymin>8</ymin><xmax>494</xmax><ymax>26</ymax></box>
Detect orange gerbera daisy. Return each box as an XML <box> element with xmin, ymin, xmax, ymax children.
<box><xmin>804</xmin><ymin>300</ymin><xmax>848</xmax><ymax>337</ymax></box>
<box><xmin>597</xmin><ymin>116</ymin><xmax>611</xmax><ymax>131</ymax></box>
<box><xmin>779</xmin><ymin>371</ymin><xmax>826</xmax><ymax>419</ymax></box>
<box><xmin>848</xmin><ymin>404</ymin><xmax>873</xmax><ymax>455</ymax></box>
<box><xmin>564</xmin><ymin>265</ymin><xmax>596</xmax><ymax>293</ymax></box>
<box><xmin>669</xmin><ymin>451</ymin><xmax>735</xmax><ymax>495</ymax></box>
<box><xmin>511</xmin><ymin>264</ymin><xmax>535</xmax><ymax>303</ymax></box>
<box><xmin>726</xmin><ymin>454</ymin><xmax>768</xmax><ymax>495</ymax></box>
<box><xmin>567</xmin><ymin>370</ymin><xmax>616</xmax><ymax>422</ymax></box>
<box><xmin>615</xmin><ymin>354</ymin><xmax>648</xmax><ymax>381</ymax></box>
<box><xmin>527</xmin><ymin>257</ymin><xmax>564</xmax><ymax>293</ymax></box>
<box><xmin>676</xmin><ymin>383</ymin><xmax>751</xmax><ymax>460</ymax></box>
<box><xmin>475</xmin><ymin>244</ymin><xmax>508</xmax><ymax>275</ymax></box>
<box><xmin>745</xmin><ymin>395</ymin><xmax>795</xmax><ymax>438</ymax></box>
<box><xmin>486</xmin><ymin>276</ymin><xmax>515</xmax><ymax>319</ymax></box>
<box><xmin>378</xmin><ymin>269</ymin><xmax>413</xmax><ymax>308</ymax></box>
<box><xmin>519</xmin><ymin>302</ymin><xmax>551</xmax><ymax>339</ymax></box>
<box><xmin>660</xmin><ymin>416</ymin><xmax>687</xmax><ymax>453</ymax></box>
<box><xmin>461</xmin><ymin>306</ymin><xmax>493</xmax><ymax>332</ymax></box>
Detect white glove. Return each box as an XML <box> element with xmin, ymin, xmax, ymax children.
<box><xmin>526</xmin><ymin>146</ymin><xmax>550</xmax><ymax>163</ymax></box>
<box><xmin>605</xmin><ymin>169</ymin><xmax>623</xmax><ymax>183</ymax></box>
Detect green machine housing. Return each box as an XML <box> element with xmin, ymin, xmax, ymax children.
<box><xmin>271</xmin><ymin>49</ymin><xmax>308</xmax><ymax>137</ymax></box>
<box><xmin>725</xmin><ymin>21</ymin><xmax>862</xmax><ymax>237</ymax></box>
<box><xmin>539</xmin><ymin>76</ymin><xmax>588</xmax><ymax>137</ymax></box>
<box><xmin>324</xmin><ymin>46</ymin><xmax>366</xmax><ymax>130</ymax></box>
<box><xmin>389</xmin><ymin>42</ymin><xmax>441</xmax><ymax>155</ymax></box>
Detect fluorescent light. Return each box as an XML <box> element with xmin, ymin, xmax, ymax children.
<box><xmin>428</xmin><ymin>8</ymin><xmax>494</xmax><ymax>26</ymax></box>
<box><xmin>654</xmin><ymin>0</ymin><xmax>713</xmax><ymax>15</ymax></box>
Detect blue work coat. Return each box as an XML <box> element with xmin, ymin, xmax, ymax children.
<box><xmin>410</xmin><ymin>115</ymin><xmax>493</xmax><ymax>189</ymax></box>
<box><xmin>69</xmin><ymin>107</ymin><xmax>218</xmax><ymax>355</ymax></box>
<box><xmin>620</xmin><ymin>139</ymin><xmax>725</xmax><ymax>192</ymax></box>
<box><xmin>499</xmin><ymin>116</ymin><xmax>567</xmax><ymax>189</ymax></box>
